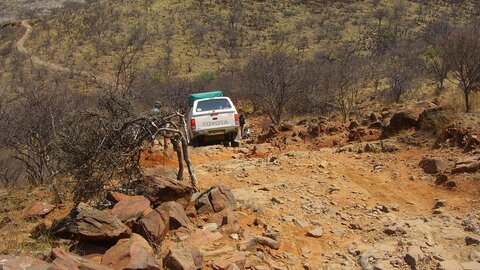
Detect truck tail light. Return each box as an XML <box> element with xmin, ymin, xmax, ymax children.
<box><xmin>191</xmin><ymin>118</ymin><xmax>196</xmax><ymax>130</ymax></box>
<box><xmin>234</xmin><ymin>114</ymin><xmax>239</xmax><ymax>126</ymax></box>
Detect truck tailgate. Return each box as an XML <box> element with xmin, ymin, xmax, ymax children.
<box><xmin>194</xmin><ymin>111</ymin><xmax>237</xmax><ymax>132</ymax></box>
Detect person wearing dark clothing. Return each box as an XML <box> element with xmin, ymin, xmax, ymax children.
<box><xmin>239</xmin><ymin>113</ymin><xmax>248</xmax><ymax>139</ymax></box>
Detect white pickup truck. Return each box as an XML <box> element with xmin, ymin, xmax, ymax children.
<box><xmin>187</xmin><ymin>92</ymin><xmax>240</xmax><ymax>147</ymax></box>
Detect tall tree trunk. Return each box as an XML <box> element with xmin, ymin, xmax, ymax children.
<box><xmin>464</xmin><ymin>90</ymin><xmax>470</xmax><ymax>113</ymax></box>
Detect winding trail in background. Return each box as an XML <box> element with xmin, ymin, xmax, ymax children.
<box><xmin>16</xmin><ymin>20</ymin><xmax>114</xmax><ymax>86</ymax></box>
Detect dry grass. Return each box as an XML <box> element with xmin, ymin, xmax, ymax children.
<box><xmin>0</xmin><ymin>186</ymin><xmax>74</xmax><ymax>257</ymax></box>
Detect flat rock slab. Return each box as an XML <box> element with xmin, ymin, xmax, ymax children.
<box><xmin>461</xmin><ymin>261</ymin><xmax>480</xmax><ymax>270</ymax></box>
<box><xmin>437</xmin><ymin>260</ymin><xmax>463</xmax><ymax>270</ymax></box>
<box><xmin>307</xmin><ymin>227</ymin><xmax>323</xmax><ymax>238</ymax></box>
<box><xmin>50</xmin><ymin>248</ymin><xmax>112</xmax><ymax>270</ymax></box>
<box><xmin>453</xmin><ymin>155</ymin><xmax>480</xmax><ymax>174</ymax></box>
<box><xmin>50</xmin><ymin>203</ymin><xmax>131</xmax><ymax>242</ymax></box>
<box><xmin>212</xmin><ymin>251</ymin><xmax>247</xmax><ymax>270</ymax></box>
<box><xmin>0</xmin><ymin>255</ymin><xmax>54</xmax><ymax>269</ymax></box>
<box><xmin>111</xmin><ymin>195</ymin><xmax>150</xmax><ymax>222</ymax></box>
<box><xmin>25</xmin><ymin>201</ymin><xmax>55</xmax><ymax>218</ymax></box>
<box><xmin>138</xmin><ymin>176</ymin><xmax>195</xmax><ymax>206</ymax></box>
<box><xmin>106</xmin><ymin>191</ymin><xmax>129</xmax><ymax>203</ymax></box>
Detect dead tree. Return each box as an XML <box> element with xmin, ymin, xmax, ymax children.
<box><xmin>59</xmin><ymin>103</ymin><xmax>197</xmax><ymax>203</ymax></box>
<box><xmin>150</xmin><ymin>113</ymin><xmax>197</xmax><ymax>187</ymax></box>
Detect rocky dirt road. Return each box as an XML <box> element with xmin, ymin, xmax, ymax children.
<box><xmin>139</xmin><ymin>133</ymin><xmax>480</xmax><ymax>270</ymax></box>
<box><xmin>0</xmin><ymin>106</ymin><xmax>479</xmax><ymax>269</ymax></box>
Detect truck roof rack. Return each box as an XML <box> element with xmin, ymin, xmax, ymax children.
<box><xmin>188</xmin><ymin>91</ymin><xmax>223</xmax><ymax>106</ymax></box>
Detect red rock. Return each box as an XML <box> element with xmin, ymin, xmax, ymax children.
<box><xmin>50</xmin><ymin>203</ymin><xmax>131</xmax><ymax>242</ymax></box>
<box><xmin>105</xmin><ymin>191</ymin><xmax>129</xmax><ymax>203</ymax></box>
<box><xmin>25</xmin><ymin>201</ymin><xmax>55</xmax><ymax>218</ymax></box>
<box><xmin>208</xmin><ymin>208</ymin><xmax>237</xmax><ymax>226</ymax></box>
<box><xmin>382</xmin><ymin>102</ymin><xmax>440</xmax><ymax>138</ymax></box>
<box><xmin>419</xmin><ymin>157</ymin><xmax>449</xmax><ymax>174</ymax></box>
<box><xmin>101</xmin><ymin>234</ymin><xmax>160</xmax><ymax>270</ymax></box>
<box><xmin>157</xmin><ymin>201</ymin><xmax>193</xmax><ymax>230</ymax></box>
<box><xmin>185</xmin><ymin>230</ymin><xmax>224</xmax><ymax>249</ymax></box>
<box><xmin>0</xmin><ymin>255</ymin><xmax>54</xmax><ymax>269</ymax></box>
<box><xmin>50</xmin><ymin>248</ymin><xmax>111</xmax><ymax>270</ymax></box>
<box><xmin>209</xmin><ymin>186</ymin><xmax>236</xmax><ymax>212</ymax></box>
<box><xmin>135</xmin><ymin>208</ymin><xmax>169</xmax><ymax>245</ymax></box>
<box><xmin>138</xmin><ymin>176</ymin><xmax>195</xmax><ymax>207</ymax></box>
<box><xmin>111</xmin><ymin>195</ymin><xmax>151</xmax><ymax>222</ymax></box>
<box><xmin>163</xmin><ymin>243</ymin><xmax>203</xmax><ymax>270</ymax></box>
<box><xmin>195</xmin><ymin>193</ymin><xmax>214</xmax><ymax>214</ymax></box>
<box><xmin>195</xmin><ymin>186</ymin><xmax>236</xmax><ymax>215</ymax></box>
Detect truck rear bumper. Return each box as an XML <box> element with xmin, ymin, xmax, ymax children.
<box><xmin>191</xmin><ymin>126</ymin><xmax>239</xmax><ymax>138</ymax></box>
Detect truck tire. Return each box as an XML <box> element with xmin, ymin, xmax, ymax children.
<box><xmin>191</xmin><ymin>137</ymin><xmax>201</xmax><ymax>147</ymax></box>
<box><xmin>231</xmin><ymin>141</ymin><xmax>240</xmax><ymax>147</ymax></box>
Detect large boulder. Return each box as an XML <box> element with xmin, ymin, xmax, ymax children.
<box><xmin>50</xmin><ymin>203</ymin><xmax>131</xmax><ymax>242</ymax></box>
<box><xmin>417</xmin><ymin>106</ymin><xmax>449</xmax><ymax>134</ymax></box>
<box><xmin>163</xmin><ymin>243</ymin><xmax>203</xmax><ymax>270</ymax></box>
<box><xmin>0</xmin><ymin>255</ymin><xmax>54</xmax><ymax>269</ymax></box>
<box><xmin>137</xmin><ymin>176</ymin><xmax>195</xmax><ymax>207</ymax></box>
<box><xmin>101</xmin><ymin>234</ymin><xmax>161</xmax><ymax>270</ymax></box>
<box><xmin>111</xmin><ymin>195</ymin><xmax>151</xmax><ymax>223</ymax></box>
<box><xmin>419</xmin><ymin>157</ymin><xmax>449</xmax><ymax>174</ymax></box>
<box><xmin>452</xmin><ymin>155</ymin><xmax>480</xmax><ymax>174</ymax></box>
<box><xmin>382</xmin><ymin>102</ymin><xmax>440</xmax><ymax>138</ymax></box>
<box><xmin>50</xmin><ymin>248</ymin><xmax>112</xmax><ymax>270</ymax></box>
<box><xmin>195</xmin><ymin>186</ymin><xmax>235</xmax><ymax>215</ymax></box>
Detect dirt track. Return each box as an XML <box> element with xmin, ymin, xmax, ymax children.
<box><xmin>140</xmin><ymin>131</ymin><xmax>480</xmax><ymax>269</ymax></box>
<box><xmin>16</xmin><ymin>20</ymin><xmax>114</xmax><ymax>86</ymax></box>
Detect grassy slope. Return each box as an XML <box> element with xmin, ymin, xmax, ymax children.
<box><xmin>24</xmin><ymin>0</ymin><xmax>476</xmax><ymax>79</ymax></box>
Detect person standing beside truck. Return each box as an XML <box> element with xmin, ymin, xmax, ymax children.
<box><xmin>149</xmin><ymin>100</ymin><xmax>169</xmax><ymax>150</ymax></box>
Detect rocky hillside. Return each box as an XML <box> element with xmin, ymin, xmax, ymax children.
<box><xmin>17</xmin><ymin>0</ymin><xmax>480</xmax><ymax>77</ymax></box>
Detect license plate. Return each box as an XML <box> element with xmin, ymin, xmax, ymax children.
<box><xmin>209</xmin><ymin>130</ymin><xmax>225</xmax><ymax>135</ymax></box>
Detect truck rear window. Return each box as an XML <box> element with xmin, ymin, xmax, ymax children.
<box><xmin>196</xmin><ymin>99</ymin><xmax>232</xmax><ymax>112</ymax></box>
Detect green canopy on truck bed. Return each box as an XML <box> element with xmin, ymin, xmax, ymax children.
<box><xmin>188</xmin><ymin>91</ymin><xmax>223</xmax><ymax>106</ymax></box>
